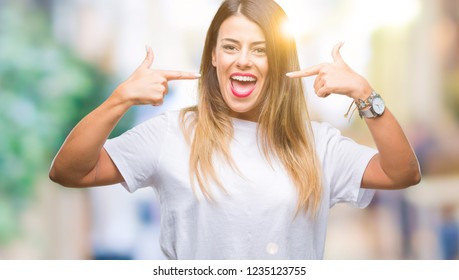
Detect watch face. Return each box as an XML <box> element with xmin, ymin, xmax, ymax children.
<box><xmin>372</xmin><ymin>97</ymin><xmax>385</xmax><ymax>115</ymax></box>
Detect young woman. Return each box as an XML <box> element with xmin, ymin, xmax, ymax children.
<box><xmin>49</xmin><ymin>0</ymin><xmax>421</xmax><ymax>259</ymax></box>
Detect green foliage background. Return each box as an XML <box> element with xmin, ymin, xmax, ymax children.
<box><xmin>0</xmin><ymin>2</ymin><xmax>132</xmax><ymax>243</ymax></box>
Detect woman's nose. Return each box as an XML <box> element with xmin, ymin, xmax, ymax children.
<box><xmin>236</xmin><ymin>51</ymin><xmax>253</xmax><ymax>68</ymax></box>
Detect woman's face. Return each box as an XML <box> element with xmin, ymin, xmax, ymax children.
<box><xmin>212</xmin><ymin>15</ymin><xmax>269</xmax><ymax>122</ymax></box>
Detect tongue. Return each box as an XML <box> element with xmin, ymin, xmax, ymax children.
<box><xmin>231</xmin><ymin>80</ymin><xmax>256</xmax><ymax>95</ymax></box>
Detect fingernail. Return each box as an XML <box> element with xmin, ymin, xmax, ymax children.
<box><xmin>145</xmin><ymin>44</ymin><xmax>150</xmax><ymax>52</ymax></box>
<box><xmin>286</xmin><ymin>72</ymin><xmax>293</xmax><ymax>77</ymax></box>
<box><xmin>195</xmin><ymin>73</ymin><xmax>202</xmax><ymax>78</ymax></box>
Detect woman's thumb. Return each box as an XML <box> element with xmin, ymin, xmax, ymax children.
<box><xmin>139</xmin><ymin>45</ymin><xmax>154</xmax><ymax>69</ymax></box>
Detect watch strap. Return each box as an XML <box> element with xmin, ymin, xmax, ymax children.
<box><xmin>358</xmin><ymin>106</ymin><xmax>378</xmax><ymax>118</ymax></box>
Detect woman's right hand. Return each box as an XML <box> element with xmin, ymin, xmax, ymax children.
<box><xmin>112</xmin><ymin>45</ymin><xmax>201</xmax><ymax>107</ymax></box>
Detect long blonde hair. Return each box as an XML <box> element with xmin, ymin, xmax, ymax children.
<box><xmin>181</xmin><ymin>0</ymin><xmax>322</xmax><ymax>214</ymax></box>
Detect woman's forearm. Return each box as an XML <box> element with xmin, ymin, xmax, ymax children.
<box><xmin>364</xmin><ymin>107</ymin><xmax>421</xmax><ymax>187</ymax></box>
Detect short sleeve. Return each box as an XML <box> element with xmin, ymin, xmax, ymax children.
<box><xmin>314</xmin><ymin>122</ymin><xmax>378</xmax><ymax>208</ymax></box>
<box><xmin>104</xmin><ymin>113</ymin><xmax>169</xmax><ymax>193</ymax></box>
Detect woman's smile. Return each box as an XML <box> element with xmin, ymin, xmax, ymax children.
<box><xmin>230</xmin><ymin>72</ymin><xmax>258</xmax><ymax>98</ymax></box>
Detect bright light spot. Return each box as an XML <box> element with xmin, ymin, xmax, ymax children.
<box><xmin>281</xmin><ymin>19</ymin><xmax>296</xmax><ymax>38</ymax></box>
<box><xmin>276</xmin><ymin>0</ymin><xmax>320</xmax><ymax>39</ymax></box>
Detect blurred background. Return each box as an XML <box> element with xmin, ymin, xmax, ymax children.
<box><xmin>0</xmin><ymin>0</ymin><xmax>458</xmax><ymax>260</ymax></box>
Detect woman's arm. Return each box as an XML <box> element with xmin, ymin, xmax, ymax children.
<box><xmin>49</xmin><ymin>46</ymin><xmax>200</xmax><ymax>188</ymax></box>
<box><xmin>287</xmin><ymin>42</ymin><xmax>421</xmax><ymax>189</ymax></box>
<box><xmin>360</xmin><ymin>107</ymin><xmax>421</xmax><ymax>189</ymax></box>
<box><xmin>49</xmin><ymin>94</ymin><xmax>128</xmax><ymax>187</ymax></box>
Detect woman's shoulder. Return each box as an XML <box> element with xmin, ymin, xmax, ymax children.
<box><xmin>140</xmin><ymin>109</ymin><xmax>195</xmax><ymax>128</ymax></box>
<box><xmin>310</xmin><ymin>121</ymin><xmax>341</xmax><ymax>139</ymax></box>
<box><xmin>310</xmin><ymin>120</ymin><xmax>347</xmax><ymax>155</ymax></box>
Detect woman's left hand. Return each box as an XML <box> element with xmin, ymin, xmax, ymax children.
<box><xmin>286</xmin><ymin>42</ymin><xmax>372</xmax><ymax>101</ymax></box>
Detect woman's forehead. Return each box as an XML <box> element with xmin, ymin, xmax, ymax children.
<box><xmin>217</xmin><ymin>15</ymin><xmax>266</xmax><ymax>43</ymax></box>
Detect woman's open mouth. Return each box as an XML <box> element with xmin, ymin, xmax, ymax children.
<box><xmin>230</xmin><ymin>73</ymin><xmax>257</xmax><ymax>98</ymax></box>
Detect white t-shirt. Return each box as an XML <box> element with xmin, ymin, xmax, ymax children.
<box><xmin>104</xmin><ymin>110</ymin><xmax>377</xmax><ymax>259</ymax></box>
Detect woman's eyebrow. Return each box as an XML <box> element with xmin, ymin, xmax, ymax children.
<box><xmin>221</xmin><ymin>38</ymin><xmax>266</xmax><ymax>45</ymax></box>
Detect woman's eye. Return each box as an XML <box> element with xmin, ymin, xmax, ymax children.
<box><xmin>223</xmin><ymin>45</ymin><xmax>237</xmax><ymax>51</ymax></box>
<box><xmin>254</xmin><ymin>48</ymin><xmax>266</xmax><ymax>54</ymax></box>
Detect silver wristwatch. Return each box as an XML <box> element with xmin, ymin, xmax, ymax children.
<box><xmin>356</xmin><ymin>91</ymin><xmax>385</xmax><ymax>119</ymax></box>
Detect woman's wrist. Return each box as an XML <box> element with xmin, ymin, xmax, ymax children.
<box><xmin>351</xmin><ymin>79</ymin><xmax>373</xmax><ymax>102</ymax></box>
<box><xmin>105</xmin><ymin>87</ymin><xmax>134</xmax><ymax>116</ymax></box>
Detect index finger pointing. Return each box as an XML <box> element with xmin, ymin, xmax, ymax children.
<box><xmin>162</xmin><ymin>70</ymin><xmax>201</xmax><ymax>81</ymax></box>
<box><xmin>286</xmin><ymin>63</ymin><xmax>326</xmax><ymax>78</ymax></box>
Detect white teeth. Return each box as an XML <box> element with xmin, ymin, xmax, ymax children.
<box><xmin>231</xmin><ymin>75</ymin><xmax>257</xmax><ymax>82</ymax></box>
